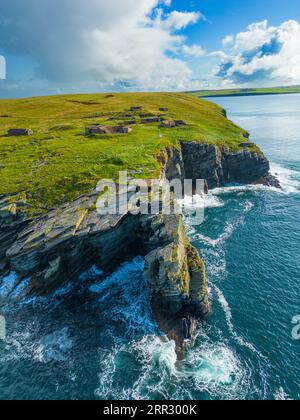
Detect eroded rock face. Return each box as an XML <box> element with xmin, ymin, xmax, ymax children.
<box><xmin>0</xmin><ymin>190</ymin><xmax>208</xmax><ymax>355</ymax></box>
<box><xmin>142</xmin><ymin>214</ymin><xmax>209</xmax><ymax>357</ymax></box>
<box><xmin>180</xmin><ymin>142</ymin><xmax>271</xmax><ymax>189</ymax></box>
<box><xmin>0</xmin><ymin>140</ymin><xmax>278</xmax><ymax>356</ymax></box>
<box><xmin>143</xmin><ymin>215</ymin><xmax>208</xmax><ymax>318</ymax></box>
<box><xmin>0</xmin><ymin>194</ymin><xmax>29</xmax><ymax>276</ymax></box>
<box><xmin>2</xmin><ymin>196</ymin><xmax>208</xmax><ymax>317</ymax></box>
<box><xmin>4</xmin><ymin>193</ymin><xmax>143</xmax><ymax>296</ymax></box>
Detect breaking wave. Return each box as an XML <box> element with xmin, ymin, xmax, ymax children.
<box><xmin>270</xmin><ymin>162</ymin><xmax>300</xmax><ymax>194</ymax></box>
<box><xmin>213</xmin><ymin>285</ymin><xmax>264</xmax><ymax>358</ymax></box>
<box><xmin>179</xmin><ymin>193</ymin><xmax>224</xmax><ymax>210</ymax></box>
<box><xmin>90</xmin><ymin>257</ymin><xmax>156</xmax><ymax>335</ymax></box>
<box><xmin>94</xmin><ymin>331</ymin><xmax>251</xmax><ymax>400</ymax></box>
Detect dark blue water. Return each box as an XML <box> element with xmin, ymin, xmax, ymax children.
<box><xmin>0</xmin><ymin>94</ymin><xmax>300</xmax><ymax>400</ymax></box>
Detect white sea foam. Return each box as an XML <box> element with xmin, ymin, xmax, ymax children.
<box><xmin>0</xmin><ymin>272</ymin><xmax>18</xmax><ymax>298</ymax></box>
<box><xmin>95</xmin><ymin>334</ymin><xmax>179</xmax><ymax>400</ymax></box>
<box><xmin>208</xmin><ymin>162</ymin><xmax>300</xmax><ymax>196</ymax></box>
<box><xmin>90</xmin><ymin>257</ymin><xmax>156</xmax><ymax>334</ymax></box>
<box><xmin>183</xmin><ymin>340</ymin><xmax>248</xmax><ymax>400</ymax></box>
<box><xmin>2</xmin><ymin>331</ymin><xmax>34</xmax><ymax>362</ymax></box>
<box><xmin>79</xmin><ymin>265</ymin><xmax>104</xmax><ymax>281</ymax></box>
<box><xmin>206</xmin><ymin>253</ymin><xmax>227</xmax><ymax>279</ymax></box>
<box><xmin>89</xmin><ymin>258</ymin><xmax>143</xmax><ymax>294</ymax></box>
<box><xmin>243</xmin><ymin>200</ymin><xmax>254</xmax><ymax>212</ymax></box>
<box><xmin>35</xmin><ymin>327</ymin><xmax>73</xmax><ymax>363</ymax></box>
<box><xmin>270</xmin><ymin>162</ymin><xmax>300</xmax><ymax>194</ymax></box>
<box><xmin>212</xmin><ymin>184</ymin><xmax>268</xmax><ymax>195</ymax></box>
<box><xmin>95</xmin><ymin>328</ymin><xmax>253</xmax><ymax>401</ymax></box>
<box><xmin>214</xmin><ymin>285</ymin><xmax>263</xmax><ymax>358</ymax></box>
<box><xmin>134</xmin><ymin>335</ymin><xmax>178</xmax><ymax>375</ymax></box>
<box><xmin>9</xmin><ymin>278</ymin><xmax>30</xmax><ymax>299</ymax></box>
<box><xmin>274</xmin><ymin>387</ymin><xmax>292</xmax><ymax>401</ymax></box>
<box><xmin>178</xmin><ymin>193</ymin><xmax>224</xmax><ymax>210</ymax></box>
<box><xmin>185</xmin><ymin>346</ymin><xmax>237</xmax><ymax>385</ymax></box>
<box><xmin>194</xmin><ymin>222</ymin><xmax>237</xmax><ymax>246</ymax></box>
<box><xmin>19</xmin><ymin>282</ymin><xmax>73</xmax><ymax>308</ymax></box>
<box><xmin>52</xmin><ymin>283</ymin><xmax>73</xmax><ymax>297</ymax></box>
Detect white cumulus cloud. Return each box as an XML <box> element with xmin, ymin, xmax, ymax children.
<box><xmin>0</xmin><ymin>0</ymin><xmax>204</xmax><ymax>90</ymax></box>
<box><xmin>181</xmin><ymin>45</ymin><xmax>206</xmax><ymax>57</ymax></box>
<box><xmin>159</xmin><ymin>10</ymin><xmax>202</xmax><ymax>30</ymax></box>
<box><xmin>214</xmin><ymin>20</ymin><xmax>300</xmax><ymax>85</ymax></box>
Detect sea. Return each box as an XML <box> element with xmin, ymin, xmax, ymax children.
<box><xmin>0</xmin><ymin>93</ymin><xmax>300</xmax><ymax>400</ymax></box>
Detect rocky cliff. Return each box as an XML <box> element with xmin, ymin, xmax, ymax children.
<box><xmin>181</xmin><ymin>142</ymin><xmax>270</xmax><ymax>188</ymax></box>
<box><xmin>0</xmin><ymin>141</ymin><xmax>277</xmax><ymax>356</ymax></box>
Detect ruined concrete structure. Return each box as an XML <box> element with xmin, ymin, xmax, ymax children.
<box><xmin>174</xmin><ymin>120</ymin><xmax>187</xmax><ymax>126</ymax></box>
<box><xmin>240</xmin><ymin>142</ymin><xmax>255</xmax><ymax>148</ymax></box>
<box><xmin>141</xmin><ymin>117</ymin><xmax>162</xmax><ymax>124</ymax></box>
<box><xmin>7</xmin><ymin>129</ymin><xmax>33</xmax><ymax>136</ymax></box>
<box><xmin>161</xmin><ymin>120</ymin><xmax>187</xmax><ymax>128</ymax></box>
<box><xmin>161</xmin><ymin>120</ymin><xmax>176</xmax><ymax>128</ymax></box>
<box><xmin>119</xmin><ymin>120</ymin><xmax>136</xmax><ymax>125</ymax></box>
<box><xmin>85</xmin><ymin>125</ymin><xmax>132</xmax><ymax>135</ymax></box>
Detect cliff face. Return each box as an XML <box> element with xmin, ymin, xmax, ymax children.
<box><xmin>0</xmin><ymin>141</ymin><xmax>275</xmax><ymax>355</ymax></box>
<box><xmin>0</xmin><ymin>193</ymin><xmax>208</xmax><ymax>356</ymax></box>
<box><xmin>180</xmin><ymin>142</ymin><xmax>271</xmax><ymax>189</ymax></box>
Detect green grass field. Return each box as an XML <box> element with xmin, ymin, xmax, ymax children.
<box><xmin>187</xmin><ymin>86</ymin><xmax>300</xmax><ymax>98</ymax></box>
<box><xmin>0</xmin><ymin>92</ymin><xmax>250</xmax><ymax>213</ymax></box>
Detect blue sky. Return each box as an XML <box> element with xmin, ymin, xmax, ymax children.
<box><xmin>180</xmin><ymin>0</ymin><xmax>300</xmax><ymax>48</ymax></box>
<box><xmin>1</xmin><ymin>0</ymin><xmax>300</xmax><ymax>97</ymax></box>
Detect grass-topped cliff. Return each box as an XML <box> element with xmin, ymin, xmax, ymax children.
<box><xmin>187</xmin><ymin>85</ymin><xmax>300</xmax><ymax>98</ymax></box>
<box><xmin>0</xmin><ymin>92</ymin><xmax>250</xmax><ymax>213</ymax></box>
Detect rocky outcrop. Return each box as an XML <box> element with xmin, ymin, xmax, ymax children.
<box><xmin>159</xmin><ymin>141</ymin><xmax>276</xmax><ymax>194</ymax></box>
<box><xmin>180</xmin><ymin>142</ymin><xmax>271</xmax><ymax>189</ymax></box>
<box><xmin>142</xmin><ymin>214</ymin><xmax>208</xmax><ymax>357</ymax></box>
<box><xmin>143</xmin><ymin>215</ymin><xmax>208</xmax><ymax>317</ymax></box>
<box><xmin>0</xmin><ymin>194</ymin><xmax>29</xmax><ymax>276</ymax></box>
<box><xmin>4</xmin><ymin>193</ymin><xmax>143</xmax><ymax>296</ymax></box>
<box><xmin>0</xmin><ymin>191</ymin><xmax>208</xmax><ymax>355</ymax></box>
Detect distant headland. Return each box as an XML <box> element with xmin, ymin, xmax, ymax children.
<box><xmin>186</xmin><ymin>85</ymin><xmax>300</xmax><ymax>98</ymax></box>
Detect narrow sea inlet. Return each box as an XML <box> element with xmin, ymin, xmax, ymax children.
<box><xmin>0</xmin><ymin>94</ymin><xmax>300</xmax><ymax>400</ymax></box>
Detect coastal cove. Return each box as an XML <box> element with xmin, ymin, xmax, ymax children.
<box><xmin>0</xmin><ymin>93</ymin><xmax>299</xmax><ymax>400</ymax></box>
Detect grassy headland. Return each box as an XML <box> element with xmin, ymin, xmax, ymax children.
<box><xmin>0</xmin><ymin>92</ymin><xmax>250</xmax><ymax>213</ymax></box>
<box><xmin>187</xmin><ymin>86</ymin><xmax>300</xmax><ymax>98</ymax></box>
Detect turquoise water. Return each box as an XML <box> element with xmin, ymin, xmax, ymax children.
<box><xmin>0</xmin><ymin>94</ymin><xmax>300</xmax><ymax>400</ymax></box>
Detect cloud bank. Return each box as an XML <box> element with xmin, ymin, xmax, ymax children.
<box><xmin>0</xmin><ymin>0</ymin><xmax>204</xmax><ymax>90</ymax></box>
<box><xmin>215</xmin><ymin>20</ymin><xmax>300</xmax><ymax>85</ymax></box>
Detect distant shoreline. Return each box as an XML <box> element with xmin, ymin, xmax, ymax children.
<box><xmin>201</xmin><ymin>91</ymin><xmax>300</xmax><ymax>98</ymax></box>
<box><xmin>186</xmin><ymin>86</ymin><xmax>300</xmax><ymax>99</ymax></box>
